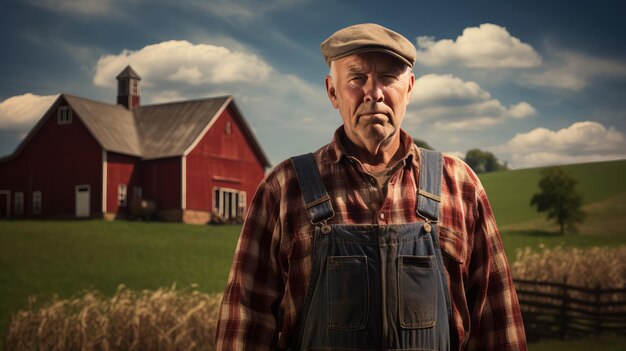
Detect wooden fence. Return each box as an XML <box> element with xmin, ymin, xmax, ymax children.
<box><xmin>514</xmin><ymin>279</ymin><xmax>626</xmax><ymax>342</ymax></box>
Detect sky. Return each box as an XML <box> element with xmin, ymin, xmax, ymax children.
<box><xmin>1</xmin><ymin>0</ymin><xmax>625</xmax><ymax>169</ymax></box>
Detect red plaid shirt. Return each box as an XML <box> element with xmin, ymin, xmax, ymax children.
<box><xmin>216</xmin><ymin>127</ymin><xmax>527</xmax><ymax>351</ymax></box>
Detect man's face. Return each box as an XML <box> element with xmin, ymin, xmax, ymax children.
<box><xmin>325</xmin><ymin>51</ymin><xmax>414</xmax><ymax>154</ymax></box>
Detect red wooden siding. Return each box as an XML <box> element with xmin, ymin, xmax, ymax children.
<box><xmin>0</xmin><ymin>100</ymin><xmax>102</xmax><ymax>218</ymax></box>
<box><xmin>106</xmin><ymin>152</ymin><xmax>140</xmax><ymax>215</ymax></box>
<box><xmin>185</xmin><ymin>104</ymin><xmax>265</xmax><ymax>213</ymax></box>
<box><xmin>139</xmin><ymin>157</ymin><xmax>181</xmax><ymax>211</ymax></box>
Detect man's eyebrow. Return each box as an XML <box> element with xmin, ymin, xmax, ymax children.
<box><xmin>381</xmin><ymin>64</ymin><xmax>406</xmax><ymax>75</ymax></box>
<box><xmin>345</xmin><ymin>63</ymin><xmax>365</xmax><ymax>74</ymax></box>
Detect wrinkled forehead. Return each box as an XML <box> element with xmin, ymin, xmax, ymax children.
<box><xmin>333</xmin><ymin>52</ymin><xmax>410</xmax><ymax>74</ymax></box>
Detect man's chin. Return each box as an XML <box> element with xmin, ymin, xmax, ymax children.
<box><xmin>364</xmin><ymin>125</ymin><xmax>395</xmax><ymax>143</ymax></box>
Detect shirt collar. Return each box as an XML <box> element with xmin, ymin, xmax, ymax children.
<box><xmin>327</xmin><ymin>126</ymin><xmax>421</xmax><ymax>169</ymax></box>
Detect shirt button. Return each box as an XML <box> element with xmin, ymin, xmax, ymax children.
<box><xmin>379</xmin><ymin>212</ymin><xmax>385</xmax><ymax>220</ymax></box>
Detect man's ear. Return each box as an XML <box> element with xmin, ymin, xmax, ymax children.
<box><xmin>325</xmin><ymin>75</ymin><xmax>339</xmax><ymax>109</ymax></box>
<box><xmin>406</xmin><ymin>72</ymin><xmax>415</xmax><ymax>103</ymax></box>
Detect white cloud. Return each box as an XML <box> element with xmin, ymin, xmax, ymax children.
<box><xmin>150</xmin><ymin>90</ymin><xmax>187</xmax><ymax>104</ymax></box>
<box><xmin>0</xmin><ymin>93</ymin><xmax>58</xmax><ymax>130</ymax></box>
<box><xmin>495</xmin><ymin>121</ymin><xmax>626</xmax><ymax>168</ymax></box>
<box><xmin>93</xmin><ymin>40</ymin><xmax>272</xmax><ymax>88</ymax></box>
<box><xmin>508</xmin><ymin>102</ymin><xmax>537</xmax><ymax>119</ymax></box>
<box><xmin>168</xmin><ymin>67</ymin><xmax>204</xmax><ymax>85</ymax></box>
<box><xmin>415</xmin><ymin>23</ymin><xmax>541</xmax><ymax>68</ymax></box>
<box><xmin>523</xmin><ymin>50</ymin><xmax>626</xmax><ymax>90</ymax></box>
<box><xmin>408</xmin><ymin>74</ymin><xmax>536</xmax><ymax>130</ymax></box>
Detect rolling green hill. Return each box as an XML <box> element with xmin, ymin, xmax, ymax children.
<box><xmin>478</xmin><ymin>159</ymin><xmax>626</xmax><ymax>227</ymax></box>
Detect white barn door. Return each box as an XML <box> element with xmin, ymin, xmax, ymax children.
<box><xmin>213</xmin><ymin>187</ymin><xmax>246</xmax><ymax>220</ymax></box>
<box><xmin>75</xmin><ymin>185</ymin><xmax>91</xmax><ymax>218</ymax></box>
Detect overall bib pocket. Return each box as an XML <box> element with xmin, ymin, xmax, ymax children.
<box><xmin>327</xmin><ymin>255</ymin><xmax>369</xmax><ymax>331</ymax></box>
<box><xmin>398</xmin><ymin>255</ymin><xmax>437</xmax><ymax>329</ymax></box>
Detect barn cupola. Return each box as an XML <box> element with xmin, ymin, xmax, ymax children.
<box><xmin>116</xmin><ymin>65</ymin><xmax>141</xmax><ymax>110</ymax></box>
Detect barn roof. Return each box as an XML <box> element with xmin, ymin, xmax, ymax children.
<box><xmin>64</xmin><ymin>94</ymin><xmax>143</xmax><ymax>156</ymax></box>
<box><xmin>134</xmin><ymin>96</ymin><xmax>230</xmax><ymax>159</ymax></box>
<box><xmin>2</xmin><ymin>92</ymin><xmax>271</xmax><ymax>167</ymax></box>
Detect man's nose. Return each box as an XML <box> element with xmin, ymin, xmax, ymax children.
<box><xmin>363</xmin><ymin>78</ymin><xmax>384</xmax><ymax>103</ymax></box>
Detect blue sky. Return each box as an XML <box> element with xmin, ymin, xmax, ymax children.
<box><xmin>1</xmin><ymin>0</ymin><xmax>625</xmax><ymax>168</ymax></box>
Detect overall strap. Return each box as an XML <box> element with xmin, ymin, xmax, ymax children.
<box><xmin>290</xmin><ymin>153</ymin><xmax>335</xmax><ymax>224</ymax></box>
<box><xmin>416</xmin><ymin>148</ymin><xmax>443</xmax><ymax>222</ymax></box>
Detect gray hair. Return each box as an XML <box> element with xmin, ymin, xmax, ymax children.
<box><xmin>329</xmin><ymin>61</ymin><xmax>337</xmax><ymax>85</ymax></box>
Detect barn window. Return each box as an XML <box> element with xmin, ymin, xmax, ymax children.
<box><xmin>132</xmin><ymin>80</ymin><xmax>140</xmax><ymax>95</ymax></box>
<box><xmin>32</xmin><ymin>191</ymin><xmax>42</xmax><ymax>215</ymax></box>
<box><xmin>57</xmin><ymin>106</ymin><xmax>72</xmax><ymax>125</ymax></box>
<box><xmin>118</xmin><ymin>184</ymin><xmax>128</xmax><ymax>207</ymax></box>
<box><xmin>57</xmin><ymin>106</ymin><xmax>72</xmax><ymax>124</ymax></box>
<box><xmin>14</xmin><ymin>192</ymin><xmax>24</xmax><ymax>215</ymax></box>
<box><xmin>213</xmin><ymin>187</ymin><xmax>246</xmax><ymax>220</ymax></box>
<box><xmin>225</xmin><ymin>121</ymin><xmax>232</xmax><ymax>135</ymax></box>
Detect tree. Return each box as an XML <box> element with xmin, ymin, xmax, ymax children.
<box><xmin>530</xmin><ymin>167</ymin><xmax>585</xmax><ymax>235</ymax></box>
<box><xmin>413</xmin><ymin>138</ymin><xmax>434</xmax><ymax>150</ymax></box>
<box><xmin>464</xmin><ymin>148</ymin><xmax>508</xmax><ymax>173</ymax></box>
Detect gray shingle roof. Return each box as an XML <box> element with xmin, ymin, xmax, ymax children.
<box><xmin>63</xmin><ymin>94</ymin><xmax>269</xmax><ymax>166</ymax></box>
<box><xmin>134</xmin><ymin>96</ymin><xmax>231</xmax><ymax>159</ymax></box>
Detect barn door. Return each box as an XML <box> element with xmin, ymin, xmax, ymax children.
<box><xmin>213</xmin><ymin>187</ymin><xmax>246</xmax><ymax>220</ymax></box>
<box><xmin>75</xmin><ymin>185</ymin><xmax>91</xmax><ymax>218</ymax></box>
<box><xmin>0</xmin><ymin>190</ymin><xmax>9</xmax><ymax>219</ymax></box>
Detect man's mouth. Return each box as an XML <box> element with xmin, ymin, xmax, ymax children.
<box><xmin>359</xmin><ymin>113</ymin><xmax>388</xmax><ymax>124</ymax></box>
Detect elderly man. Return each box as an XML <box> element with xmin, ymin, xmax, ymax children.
<box><xmin>216</xmin><ymin>23</ymin><xmax>526</xmax><ymax>351</ymax></box>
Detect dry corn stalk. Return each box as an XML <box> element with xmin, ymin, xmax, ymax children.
<box><xmin>512</xmin><ymin>246</ymin><xmax>626</xmax><ymax>289</ymax></box>
<box><xmin>4</xmin><ymin>285</ymin><xmax>223</xmax><ymax>351</ymax></box>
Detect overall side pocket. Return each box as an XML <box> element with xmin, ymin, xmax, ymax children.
<box><xmin>398</xmin><ymin>255</ymin><xmax>437</xmax><ymax>329</ymax></box>
<box><xmin>327</xmin><ymin>255</ymin><xmax>369</xmax><ymax>331</ymax></box>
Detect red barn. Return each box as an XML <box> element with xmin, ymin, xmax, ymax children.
<box><xmin>0</xmin><ymin>66</ymin><xmax>270</xmax><ymax>224</ymax></box>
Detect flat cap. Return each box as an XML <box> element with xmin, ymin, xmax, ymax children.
<box><xmin>320</xmin><ymin>23</ymin><xmax>416</xmax><ymax>67</ymax></box>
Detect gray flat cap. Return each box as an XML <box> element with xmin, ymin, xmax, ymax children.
<box><xmin>320</xmin><ymin>23</ymin><xmax>417</xmax><ymax>67</ymax></box>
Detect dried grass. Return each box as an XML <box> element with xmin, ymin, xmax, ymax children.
<box><xmin>4</xmin><ymin>285</ymin><xmax>223</xmax><ymax>351</ymax></box>
<box><xmin>512</xmin><ymin>246</ymin><xmax>626</xmax><ymax>288</ymax></box>
<box><xmin>512</xmin><ymin>246</ymin><xmax>626</xmax><ymax>338</ymax></box>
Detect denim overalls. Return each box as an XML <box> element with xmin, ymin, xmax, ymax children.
<box><xmin>289</xmin><ymin>149</ymin><xmax>451</xmax><ymax>351</ymax></box>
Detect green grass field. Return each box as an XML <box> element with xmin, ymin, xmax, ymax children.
<box><xmin>0</xmin><ymin>220</ymin><xmax>241</xmax><ymax>346</ymax></box>
<box><xmin>1</xmin><ymin>159</ymin><xmax>625</xmax><ymax>349</ymax></box>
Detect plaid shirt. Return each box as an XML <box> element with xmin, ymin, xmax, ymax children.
<box><xmin>216</xmin><ymin>127</ymin><xmax>527</xmax><ymax>351</ymax></box>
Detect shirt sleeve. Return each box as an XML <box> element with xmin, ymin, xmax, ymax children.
<box><xmin>465</xmin><ymin>188</ymin><xmax>527</xmax><ymax>351</ymax></box>
<box><xmin>215</xmin><ymin>176</ymin><xmax>283</xmax><ymax>350</ymax></box>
